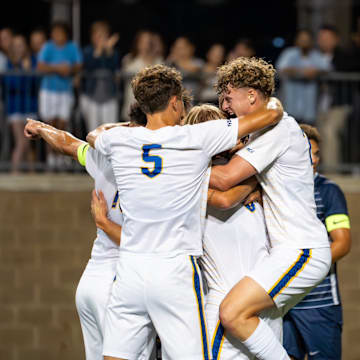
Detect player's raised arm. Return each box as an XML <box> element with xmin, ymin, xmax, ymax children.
<box><xmin>24</xmin><ymin>118</ymin><xmax>84</xmax><ymax>160</ymax></box>
<box><xmin>208</xmin><ymin>176</ymin><xmax>257</xmax><ymax>210</ymax></box>
<box><xmin>91</xmin><ymin>190</ymin><xmax>122</xmax><ymax>246</ymax></box>
<box><xmin>236</xmin><ymin>97</ymin><xmax>283</xmax><ymax>139</ymax></box>
<box><xmin>87</xmin><ymin>122</ymin><xmax>131</xmax><ymax>148</ymax></box>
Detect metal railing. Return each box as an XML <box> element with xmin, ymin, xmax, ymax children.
<box><xmin>0</xmin><ymin>70</ymin><xmax>359</xmax><ymax>174</ymax></box>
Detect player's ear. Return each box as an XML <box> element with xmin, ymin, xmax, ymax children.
<box><xmin>247</xmin><ymin>88</ymin><xmax>257</xmax><ymax>105</ymax></box>
<box><xmin>169</xmin><ymin>96</ymin><xmax>178</xmax><ymax>112</ymax></box>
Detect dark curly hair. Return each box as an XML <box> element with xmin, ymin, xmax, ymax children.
<box><xmin>131</xmin><ymin>64</ymin><xmax>184</xmax><ymax>114</ymax></box>
<box><xmin>216</xmin><ymin>57</ymin><xmax>276</xmax><ymax>98</ymax></box>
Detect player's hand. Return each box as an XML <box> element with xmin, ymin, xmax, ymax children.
<box><xmin>24</xmin><ymin>118</ymin><xmax>42</xmax><ymax>139</ymax></box>
<box><xmin>91</xmin><ymin>190</ymin><xmax>109</xmax><ymax>227</ymax></box>
<box><xmin>106</xmin><ymin>33</ymin><xmax>119</xmax><ymax>51</ymax></box>
<box><xmin>244</xmin><ymin>188</ymin><xmax>262</xmax><ymax>206</ymax></box>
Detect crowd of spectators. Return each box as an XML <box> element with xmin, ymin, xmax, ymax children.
<box><xmin>1</xmin><ymin>20</ymin><xmax>360</xmax><ymax>173</ymax></box>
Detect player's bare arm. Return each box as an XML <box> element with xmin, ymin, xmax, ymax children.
<box><xmin>329</xmin><ymin>227</ymin><xmax>351</xmax><ymax>263</ymax></box>
<box><xmin>24</xmin><ymin>118</ymin><xmax>84</xmax><ymax>160</ymax></box>
<box><xmin>208</xmin><ymin>176</ymin><xmax>257</xmax><ymax>210</ymax></box>
<box><xmin>236</xmin><ymin>97</ymin><xmax>283</xmax><ymax>140</ymax></box>
<box><xmin>87</xmin><ymin>122</ymin><xmax>130</xmax><ymax>148</ymax></box>
<box><xmin>210</xmin><ymin>155</ymin><xmax>257</xmax><ymax>191</ymax></box>
<box><xmin>91</xmin><ymin>190</ymin><xmax>122</xmax><ymax>246</ymax></box>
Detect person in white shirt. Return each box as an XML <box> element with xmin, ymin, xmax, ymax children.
<box><xmin>183</xmin><ymin>104</ymin><xmax>283</xmax><ymax>360</ymax></box>
<box><xmin>86</xmin><ymin>64</ymin><xmax>283</xmax><ymax>360</ymax></box>
<box><xmin>209</xmin><ymin>57</ymin><xmax>331</xmax><ymax>360</ymax></box>
<box><xmin>23</xmin><ymin>119</ymin><xmax>155</xmax><ymax>360</ymax></box>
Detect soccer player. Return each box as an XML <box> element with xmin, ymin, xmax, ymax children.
<box><xmin>208</xmin><ymin>57</ymin><xmax>332</xmax><ymax>360</ymax></box>
<box><xmin>184</xmin><ymin>104</ymin><xmax>282</xmax><ymax>360</ymax></box>
<box><xmin>86</xmin><ymin>64</ymin><xmax>283</xmax><ymax>360</ymax></box>
<box><xmin>283</xmin><ymin>124</ymin><xmax>351</xmax><ymax>360</ymax></box>
<box><xmin>23</xmin><ymin>119</ymin><xmax>154</xmax><ymax>360</ymax></box>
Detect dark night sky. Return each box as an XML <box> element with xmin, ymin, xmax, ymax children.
<box><xmin>0</xmin><ymin>0</ymin><xmax>299</xmax><ymax>62</ymax></box>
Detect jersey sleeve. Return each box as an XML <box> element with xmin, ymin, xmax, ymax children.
<box><xmin>94</xmin><ymin>129</ymin><xmax>112</xmax><ymax>156</ymax></box>
<box><xmin>76</xmin><ymin>143</ymin><xmax>98</xmax><ymax>179</ymax></box>
<box><xmin>236</xmin><ymin>123</ymin><xmax>288</xmax><ymax>173</ymax></box>
<box><xmin>193</xmin><ymin>119</ymin><xmax>238</xmax><ymax>158</ymax></box>
<box><xmin>322</xmin><ymin>183</ymin><xmax>350</xmax><ymax>232</ymax></box>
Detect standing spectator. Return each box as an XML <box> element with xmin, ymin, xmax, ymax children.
<box><xmin>167</xmin><ymin>36</ymin><xmax>204</xmax><ymax>98</ymax></box>
<box><xmin>37</xmin><ymin>22</ymin><xmax>82</xmax><ymax>170</ymax></box>
<box><xmin>317</xmin><ymin>24</ymin><xmax>357</xmax><ymax>168</ymax></box>
<box><xmin>80</xmin><ymin>21</ymin><xmax>119</xmax><ymax>131</ymax></box>
<box><xmin>4</xmin><ymin>34</ymin><xmax>37</xmax><ymax>173</ymax></box>
<box><xmin>276</xmin><ymin>29</ymin><xmax>330</xmax><ymax>124</ymax></box>
<box><xmin>283</xmin><ymin>124</ymin><xmax>351</xmax><ymax>360</ymax></box>
<box><xmin>227</xmin><ymin>38</ymin><xmax>256</xmax><ymax>61</ymax></box>
<box><xmin>30</xmin><ymin>28</ymin><xmax>47</xmax><ymax>62</ymax></box>
<box><xmin>0</xmin><ymin>28</ymin><xmax>13</xmax><ymax>71</ymax></box>
<box><xmin>199</xmin><ymin>43</ymin><xmax>225</xmax><ymax>103</ymax></box>
<box><xmin>121</xmin><ymin>30</ymin><xmax>163</xmax><ymax>121</ymax></box>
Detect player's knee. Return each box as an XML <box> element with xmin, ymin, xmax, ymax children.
<box><xmin>219</xmin><ymin>299</ymin><xmax>247</xmax><ymax>331</ymax></box>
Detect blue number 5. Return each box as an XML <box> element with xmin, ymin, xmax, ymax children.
<box><xmin>141</xmin><ymin>144</ymin><xmax>163</xmax><ymax>178</ymax></box>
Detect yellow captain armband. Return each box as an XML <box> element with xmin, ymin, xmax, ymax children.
<box><xmin>77</xmin><ymin>143</ymin><xmax>90</xmax><ymax>166</ymax></box>
<box><xmin>325</xmin><ymin>214</ymin><xmax>350</xmax><ymax>232</ymax></box>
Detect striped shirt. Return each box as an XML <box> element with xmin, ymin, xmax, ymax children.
<box><xmin>294</xmin><ymin>173</ymin><xmax>348</xmax><ymax>309</ymax></box>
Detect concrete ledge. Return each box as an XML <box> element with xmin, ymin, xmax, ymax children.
<box><xmin>0</xmin><ymin>173</ymin><xmax>359</xmax><ymax>193</ymax></box>
<box><xmin>0</xmin><ymin>174</ymin><xmax>93</xmax><ymax>192</ymax></box>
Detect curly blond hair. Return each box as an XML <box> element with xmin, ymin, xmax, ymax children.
<box><xmin>183</xmin><ymin>104</ymin><xmax>226</xmax><ymax>125</ymax></box>
<box><xmin>216</xmin><ymin>57</ymin><xmax>276</xmax><ymax>97</ymax></box>
<box><xmin>131</xmin><ymin>64</ymin><xmax>184</xmax><ymax>114</ymax></box>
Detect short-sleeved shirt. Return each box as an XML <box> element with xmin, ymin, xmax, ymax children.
<box><xmin>95</xmin><ymin>119</ymin><xmax>238</xmax><ymax>256</ymax></box>
<box><xmin>78</xmin><ymin>144</ymin><xmax>122</xmax><ymax>261</ymax></box>
<box><xmin>236</xmin><ymin>112</ymin><xmax>329</xmax><ymax>249</ymax></box>
<box><xmin>294</xmin><ymin>173</ymin><xmax>350</xmax><ymax>309</ymax></box>
<box><xmin>38</xmin><ymin>40</ymin><xmax>82</xmax><ymax>93</ymax></box>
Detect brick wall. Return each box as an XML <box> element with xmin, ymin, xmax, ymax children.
<box><xmin>0</xmin><ymin>175</ymin><xmax>359</xmax><ymax>360</ymax></box>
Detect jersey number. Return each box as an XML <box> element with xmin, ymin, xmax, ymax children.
<box><xmin>141</xmin><ymin>144</ymin><xmax>163</xmax><ymax>178</ymax></box>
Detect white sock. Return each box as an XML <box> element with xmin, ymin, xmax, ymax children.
<box><xmin>243</xmin><ymin>319</ymin><xmax>290</xmax><ymax>360</ymax></box>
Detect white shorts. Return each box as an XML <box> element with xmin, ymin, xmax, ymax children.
<box><xmin>80</xmin><ymin>95</ymin><xmax>118</xmax><ymax>131</ymax></box>
<box><xmin>103</xmin><ymin>253</ymin><xmax>211</xmax><ymax>360</ymax></box>
<box><xmin>247</xmin><ymin>246</ymin><xmax>331</xmax><ymax>316</ymax></box>
<box><xmin>76</xmin><ymin>259</ymin><xmax>155</xmax><ymax>360</ymax></box>
<box><xmin>8</xmin><ymin>113</ymin><xmax>36</xmax><ymax>124</ymax></box>
<box><xmin>206</xmin><ymin>294</ymin><xmax>283</xmax><ymax>360</ymax></box>
<box><xmin>39</xmin><ymin>90</ymin><xmax>73</xmax><ymax>122</ymax></box>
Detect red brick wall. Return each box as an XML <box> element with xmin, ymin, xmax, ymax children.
<box><xmin>0</xmin><ymin>185</ymin><xmax>359</xmax><ymax>359</ymax></box>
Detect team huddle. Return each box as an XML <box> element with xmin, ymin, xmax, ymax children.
<box><xmin>25</xmin><ymin>57</ymin><xmax>336</xmax><ymax>360</ymax></box>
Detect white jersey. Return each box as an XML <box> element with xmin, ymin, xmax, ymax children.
<box><xmin>201</xmin><ymin>201</ymin><xmax>270</xmax><ymax>299</ymax></box>
<box><xmin>85</xmin><ymin>146</ymin><xmax>123</xmax><ymax>260</ymax></box>
<box><xmin>95</xmin><ymin>119</ymin><xmax>238</xmax><ymax>256</ymax></box>
<box><xmin>237</xmin><ymin>112</ymin><xmax>328</xmax><ymax>249</ymax></box>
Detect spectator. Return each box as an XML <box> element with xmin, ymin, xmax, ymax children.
<box><xmin>121</xmin><ymin>30</ymin><xmax>163</xmax><ymax>121</ymax></box>
<box><xmin>199</xmin><ymin>43</ymin><xmax>225</xmax><ymax>103</ymax></box>
<box><xmin>4</xmin><ymin>34</ymin><xmax>37</xmax><ymax>173</ymax></box>
<box><xmin>80</xmin><ymin>21</ymin><xmax>119</xmax><ymax>131</ymax></box>
<box><xmin>317</xmin><ymin>24</ymin><xmax>357</xmax><ymax>168</ymax></box>
<box><xmin>283</xmin><ymin>124</ymin><xmax>351</xmax><ymax>360</ymax></box>
<box><xmin>0</xmin><ymin>28</ymin><xmax>13</xmax><ymax>71</ymax></box>
<box><xmin>276</xmin><ymin>29</ymin><xmax>330</xmax><ymax>124</ymax></box>
<box><xmin>37</xmin><ymin>21</ymin><xmax>82</xmax><ymax>170</ymax></box>
<box><xmin>152</xmin><ymin>32</ymin><xmax>165</xmax><ymax>60</ymax></box>
<box><xmin>30</xmin><ymin>28</ymin><xmax>47</xmax><ymax>62</ymax></box>
<box><xmin>227</xmin><ymin>38</ymin><xmax>256</xmax><ymax>61</ymax></box>
<box><xmin>167</xmin><ymin>36</ymin><xmax>203</xmax><ymax>98</ymax></box>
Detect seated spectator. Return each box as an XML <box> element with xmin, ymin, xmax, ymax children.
<box><xmin>37</xmin><ymin>21</ymin><xmax>82</xmax><ymax>170</ymax></box>
<box><xmin>276</xmin><ymin>29</ymin><xmax>330</xmax><ymax>124</ymax></box>
<box><xmin>227</xmin><ymin>38</ymin><xmax>256</xmax><ymax>61</ymax></box>
<box><xmin>30</xmin><ymin>28</ymin><xmax>47</xmax><ymax>63</ymax></box>
<box><xmin>121</xmin><ymin>30</ymin><xmax>163</xmax><ymax>121</ymax></box>
<box><xmin>0</xmin><ymin>27</ymin><xmax>13</xmax><ymax>71</ymax></box>
<box><xmin>199</xmin><ymin>43</ymin><xmax>225</xmax><ymax>103</ymax></box>
<box><xmin>3</xmin><ymin>34</ymin><xmax>37</xmax><ymax>173</ymax></box>
<box><xmin>167</xmin><ymin>36</ymin><xmax>203</xmax><ymax>98</ymax></box>
<box><xmin>80</xmin><ymin>20</ymin><xmax>119</xmax><ymax>131</ymax></box>
<box><xmin>317</xmin><ymin>24</ymin><xmax>357</xmax><ymax>168</ymax></box>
